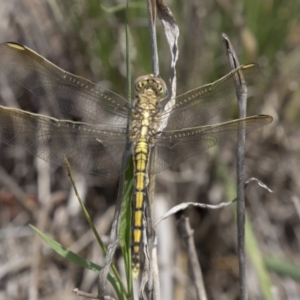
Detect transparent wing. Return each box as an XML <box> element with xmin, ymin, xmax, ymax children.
<box><xmin>161</xmin><ymin>64</ymin><xmax>259</xmax><ymax>131</ymax></box>
<box><xmin>0</xmin><ymin>106</ymin><xmax>127</xmax><ymax>177</ymax></box>
<box><xmin>0</xmin><ymin>42</ymin><xmax>129</xmax><ymax>126</ymax></box>
<box><xmin>152</xmin><ymin>115</ymin><xmax>273</xmax><ymax>174</ymax></box>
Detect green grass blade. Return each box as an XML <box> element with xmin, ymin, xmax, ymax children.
<box><xmin>64</xmin><ymin>159</ymin><xmax>107</xmax><ymax>254</ymax></box>
<box><xmin>264</xmin><ymin>256</ymin><xmax>300</xmax><ymax>281</ymax></box>
<box><xmin>119</xmin><ymin>157</ymin><xmax>134</xmax><ymax>289</ymax></box>
<box><xmin>245</xmin><ymin>216</ymin><xmax>274</xmax><ymax>300</ymax></box>
<box><xmin>29</xmin><ymin>225</ymin><xmax>125</xmax><ymax>299</ymax></box>
<box><xmin>64</xmin><ymin>159</ymin><xmax>128</xmax><ymax>298</ymax></box>
<box><xmin>118</xmin><ymin>0</ymin><xmax>134</xmax><ymax>293</ymax></box>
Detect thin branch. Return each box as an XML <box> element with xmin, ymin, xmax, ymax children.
<box><xmin>222</xmin><ymin>33</ymin><xmax>248</xmax><ymax>300</ymax></box>
<box><xmin>29</xmin><ymin>159</ymin><xmax>52</xmax><ymax>300</ymax></box>
<box><xmin>147</xmin><ymin>0</ymin><xmax>159</xmax><ymax>75</ymax></box>
<box><xmin>152</xmin><ymin>236</ymin><xmax>160</xmax><ymax>300</ymax></box>
<box><xmin>0</xmin><ymin>165</ymin><xmax>35</xmax><ymax>218</ymax></box>
<box><xmin>177</xmin><ymin>216</ymin><xmax>207</xmax><ymax>300</ymax></box>
<box><xmin>73</xmin><ymin>288</ymin><xmax>114</xmax><ymax>300</ymax></box>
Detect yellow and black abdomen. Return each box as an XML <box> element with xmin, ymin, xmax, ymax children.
<box><xmin>131</xmin><ymin>137</ymin><xmax>150</xmax><ymax>277</ymax></box>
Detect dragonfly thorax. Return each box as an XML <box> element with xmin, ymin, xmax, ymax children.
<box><xmin>130</xmin><ymin>92</ymin><xmax>162</xmax><ymax>143</ymax></box>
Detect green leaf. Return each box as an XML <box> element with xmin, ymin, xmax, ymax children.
<box><xmin>119</xmin><ymin>155</ymin><xmax>134</xmax><ymax>283</ymax></box>
<box><xmin>118</xmin><ymin>2</ymin><xmax>134</xmax><ymax>294</ymax></box>
<box><xmin>64</xmin><ymin>159</ymin><xmax>107</xmax><ymax>255</ymax></box>
<box><xmin>29</xmin><ymin>224</ymin><xmax>126</xmax><ymax>298</ymax></box>
<box><xmin>30</xmin><ymin>225</ymin><xmax>101</xmax><ymax>271</ymax></box>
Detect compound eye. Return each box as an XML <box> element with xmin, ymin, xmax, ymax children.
<box><xmin>135</xmin><ymin>75</ymin><xmax>150</xmax><ymax>92</ymax></box>
<box><xmin>154</xmin><ymin>78</ymin><xmax>167</xmax><ymax>96</ymax></box>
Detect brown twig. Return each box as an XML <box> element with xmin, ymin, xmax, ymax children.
<box><xmin>0</xmin><ymin>165</ymin><xmax>35</xmax><ymax>218</ymax></box>
<box><xmin>222</xmin><ymin>33</ymin><xmax>248</xmax><ymax>300</ymax></box>
<box><xmin>177</xmin><ymin>216</ymin><xmax>207</xmax><ymax>300</ymax></box>
<box><xmin>73</xmin><ymin>288</ymin><xmax>110</xmax><ymax>300</ymax></box>
<box><xmin>29</xmin><ymin>159</ymin><xmax>52</xmax><ymax>300</ymax></box>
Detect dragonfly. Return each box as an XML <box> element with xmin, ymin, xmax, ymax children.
<box><xmin>0</xmin><ymin>42</ymin><xmax>272</xmax><ymax>276</ymax></box>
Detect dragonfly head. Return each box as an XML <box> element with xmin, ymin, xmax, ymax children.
<box><xmin>134</xmin><ymin>74</ymin><xmax>168</xmax><ymax>100</ymax></box>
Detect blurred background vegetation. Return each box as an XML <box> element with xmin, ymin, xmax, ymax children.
<box><xmin>0</xmin><ymin>0</ymin><xmax>300</xmax><ymax>299</ymax></box>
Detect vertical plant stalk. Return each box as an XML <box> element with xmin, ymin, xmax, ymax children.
<box><xmin>98</xmin><ymin>1</ymin><xmax>134</xmax><ymax>298</ymax></box>
<box><xmin>222</xmin><ymin>33</ymin><xmax>248</xmax><ymax>300</ymax></box>
<box><xmin>30</xmin><ymin>159</ymin><xmax>52</xmax><ymax>300</ymax></box>
<box><xmin>146</xmin><ymin>0</ymin><xmax>159</xmax><ymax>213</ymax></box>
<box><xmin>147</xmin><ymin>0</ymin><xmax>159</xmax><ymax>76</ymax></box>
<box><xmin>145</xmin><ymin>0</ymin><xmax>179</xmax><ymax>298</ymax></box>
<box><xmin>123</xmin><ymin>0</ymin><xmax>134</xmax><ymax>295</ymax></box>
<box><xmin>145</xmin><ymin>1</ymin><xmax>160</xmax><ymax>298</ymax></box>
<box><xmin>178</xmin><ymin>216</ymin><xmax>208</xmax><ymax>300</ymax></box>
